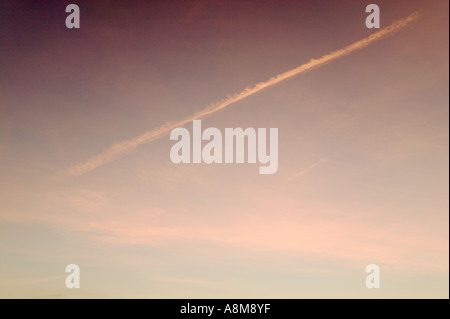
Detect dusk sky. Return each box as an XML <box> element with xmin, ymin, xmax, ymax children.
<box><xmin>1</xmin><ymin>0</ymin><xmax>448</xmax><ymax>298</ymax></box>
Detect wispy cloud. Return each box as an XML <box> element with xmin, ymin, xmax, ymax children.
<box><xmin>61</xmin><ymin>207</ymin><xmax>448</xmax><ymax>272</ymax></box>
<box><xmin>56</xmin><ymin>12</ymin><xmax>421</xmax><ymax>180</ymax></box>
<box><xmin>285</xmin><ymin>158</ymin><xmax>327</xmax><ymax>182</ymax></box>
<box><xmin>155</xmin><ymin>277</ymin><xmax>215</xmax><ymax>285</ymax></box>
<box><xmin>0</xmin><ymin>275</ymin><xmax>65</xmax><ymax>286</ymax></box>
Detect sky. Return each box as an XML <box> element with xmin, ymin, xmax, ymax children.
<box><xmin>0</xmin><ymin>0</ymin><xmax>448</xmax><ymax>298</ymax></box>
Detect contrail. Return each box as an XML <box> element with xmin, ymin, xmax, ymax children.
<box><xmin>285</xmin><ymin>158</ymin><xmax>327</xmax><ymax>183</ymax></box>
<box><xmin>57</xmin><ymin>12</ymin><xmax>420</xmax><ymax>180</ymax></box>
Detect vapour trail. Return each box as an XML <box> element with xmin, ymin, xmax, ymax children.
<box><xmin>57</xmin><ymin>12</ymin><xmax>420</xmax><ymax>180</ymax></box>
<box><xmin>285</xmin><ymin>159</ymin><xmax>327</xmax><ymax>183</ymax></box>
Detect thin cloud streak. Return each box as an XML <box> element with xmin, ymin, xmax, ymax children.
<box><xmin>285</xmin><ymin>158</ymin><xmax>327</xmax><ymax>182</ymax></box>
<box><xmin>57</xmin><ymin>12</ymin><xmax>421</xmax><ymax>180</ymax></box>
<box><xmin>55</xmin><ymin>209</ymin><xmax>448</xmax><ymax>272</ymax></box>
<box><xmin>0</xmin><ymin>275</ymin><xmax>65</xmax><ymax>286</ymax></box>
<box><xmin>155</xmin><ymin>277</ymin><xmax>215</xmax><ymax>285</ymax></box>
